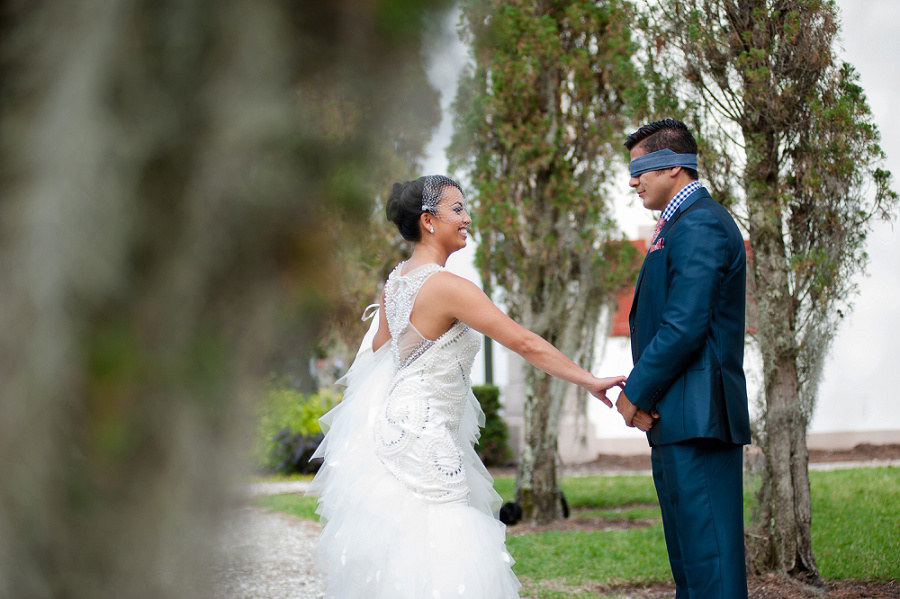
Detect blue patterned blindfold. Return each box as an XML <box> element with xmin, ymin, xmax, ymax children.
<box><xmin>629</xmin><ymin>149</ymin><xmax>698</xmax><ymax>178</ymax></box>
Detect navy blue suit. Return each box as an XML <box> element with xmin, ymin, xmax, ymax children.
<box><xmin>623</xmin><ymin>186</ymin><xmax>750</xmax><ymax>598</ymax></box>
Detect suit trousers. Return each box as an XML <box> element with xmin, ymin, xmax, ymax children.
<box><xmin>651</xmin><ymin>439</ymin><xmax>748</xmax><ymax>599</ymax></box>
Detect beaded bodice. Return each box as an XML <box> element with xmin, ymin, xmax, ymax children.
<box><xmin>384</xmin><ymin>262</ymin><xmax>443</xmax><ymax>368</ymax></box>
<box><xmin>374</xmin><ymin>262</ymin><xmax>481</xmax><ymax>504</ymax></box>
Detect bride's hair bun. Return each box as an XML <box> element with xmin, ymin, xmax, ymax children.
<box><xmin>385</xmin><ymin>177</ymin><xmax>427</xmax><ymax>242</ymax></box>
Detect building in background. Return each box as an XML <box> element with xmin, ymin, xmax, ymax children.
<box><xmin>500</xmin><ymin>224</ymin><xmax>900</xmax><ymax>463</ymax></box>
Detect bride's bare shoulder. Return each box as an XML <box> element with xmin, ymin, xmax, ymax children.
<box><xmin>427</xmin><ymin>270</ymin><xmax>479</xmax><ymax>291</ymax></box>
<box><xmin>419</xmin><ymin>272</ymin><xmax>486</xmax><ymax>310</ymax></box>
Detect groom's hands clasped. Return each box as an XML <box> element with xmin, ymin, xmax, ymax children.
<box><xmin>615</xmin><ymin>391</ymin><xmax>659</xmax><ymax>432</ymax></box>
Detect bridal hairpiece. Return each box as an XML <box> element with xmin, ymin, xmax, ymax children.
<box><xmin>422</xmin><ymin>175</ymin><xmax>466</xmax><ymax>214</ymax></box>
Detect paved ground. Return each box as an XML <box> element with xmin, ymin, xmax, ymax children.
<box><xmin>212</xmin><ymin>506</ymin><xmax>325</xmax><ymax>599</ymax></box>
<box><xmin>248</xmin><ymin>481</ymin><xmax>313</xmax><ymax>496</ymax></box>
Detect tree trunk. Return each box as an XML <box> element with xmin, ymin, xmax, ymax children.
<box><xmin>756</xmin><ymin>373</ymin><xmax>818</xmax><ymax>580</ymax></box>
<box><xmin>517</xmin><ymin>369</ymin><xmax>562</xmax><ymax>524</ymax></box>
<box><xmin>515</xmin><ymin>263</ymin><xmax>599</xmax><ymax>524</ymax></box>
<box><xmin>744</xmin><ymin>126</ymin><xmax>821</xmax><ymax>583</ymax></box>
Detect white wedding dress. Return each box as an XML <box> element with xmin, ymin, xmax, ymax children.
<box><xmin>309</xmin><ymin>262</ymin><xmax>520</xmax><ymax>598</ymax></box>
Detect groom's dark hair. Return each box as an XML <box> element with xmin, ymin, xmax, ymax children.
<box><xmin>625</xmin><ymin>119</ymin><xmax>699</xmax><ymax>180</ymax></box>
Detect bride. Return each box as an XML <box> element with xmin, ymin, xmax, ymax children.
<box><xmin>309</xmin><ymin>175</ymin><xmax>626</xmax><ymax>598</ymax></box>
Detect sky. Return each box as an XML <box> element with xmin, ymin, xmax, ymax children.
<box><xmin>796</xmin><ymin>0</ymin><xmax>900</xmax><ymax>433</ymax></box>
<box><xmin>419</xmin><ymin>0</ymin><xmax>900</xmax><ymax>436</ymax></box>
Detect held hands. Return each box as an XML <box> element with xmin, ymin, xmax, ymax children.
<box><xmin>615</xmin><ymin>391</ymin><xmax>660</xmax><ymax>432</ymax></box>
<box><xmin>586</xmin><ymin>376</ymin><xmax>627</xmax><ymax>408</ymax></box>
<box><xmin>587</xmin><ymin>378</ymin><xmax>659</xmax><ymax>432</ymax></box>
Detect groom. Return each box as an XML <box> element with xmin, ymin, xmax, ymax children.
<box><xmin>615</xmin><ymin>119</ymin><xmax>750</xmax><ymax>598</ymax></box>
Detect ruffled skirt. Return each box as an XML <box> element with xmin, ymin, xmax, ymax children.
<box><xmin>308</xmin><ymin>319</ymin><xmax>520</xmax><ymax>599</ymax></box>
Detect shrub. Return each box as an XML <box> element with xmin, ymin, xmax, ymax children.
<box><xmin>473</xmin><ymin>384</ymin><xmax>512</xmax><ymax>467</ymax></box>
<box><xmin>269</xmin><ymin>429</ymin><xmax>324</xmax><ymax>475</ymax></box>
<box><xmin>256</xmin><ymin>383</ymin><xmax>340</xmax><ymax>474</ymax></box>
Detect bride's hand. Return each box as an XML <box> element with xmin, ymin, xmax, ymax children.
<box><xmin>586</xmin><ymin>375</ymin><xmax>627</xmax><ymax>408</ymax></box>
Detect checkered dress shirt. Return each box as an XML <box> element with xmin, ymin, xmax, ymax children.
<box><xmin>659</xmin><ymin>180</ymin><xmax>701</xmax><ymax>223</ymax></box>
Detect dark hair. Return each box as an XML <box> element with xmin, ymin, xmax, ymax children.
<box><xmin>385</xmin><ymin>177</ymin><xmax>427</xmax><ymax>241</ymax></box>
<box><xmin>624</xmin><ymin>119</ymin><xmax>699</xmax><ymax>180</ymax></box>
<box><xmin>385</xmin><ymin>176</ymin><xmax>463</xmax><ymax>242</ymax></box>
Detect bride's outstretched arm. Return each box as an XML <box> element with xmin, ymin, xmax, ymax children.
<box><xmin>434</xmin><ymin>273</ymin><xmax>625</xmax><ymax>407</ymax></box>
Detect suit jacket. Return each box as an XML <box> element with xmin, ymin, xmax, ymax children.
<box><xmin>623</xmin><ymin>186</ymin><xmax>751</xmax><ymax>446</ymax></box>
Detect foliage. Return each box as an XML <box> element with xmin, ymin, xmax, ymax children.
<box><xmin>256</xmin><ymin>384</ymin><xmax>340</xmax><ymax>474</ymax></box>
<box><xmin>451</xmin><ymin>0</ymin><xmax>645</xmax><ymax>523</ymax></box>
<box><xmin>638</xmin><ymin>0</ymin><xmax>898</xmax><ymax>580</ymax></box>
<box><xmin>268</xmin><ymin>431</ymin><xmax>325</xmax><ymax>475</ymax></box>
<box><xmin>268</xmin><ymin>4</ymin><xmax>454</xmax><ymax>389</ymax></box>
<box><xmin>473</xmin><ymin>384</ymin><xmax>513</xmax><ymax>466</ymax></box>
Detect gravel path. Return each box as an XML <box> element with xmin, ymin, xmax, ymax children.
<box><xmin>212</xmin><ymin>506</ymin><xmax>325</xmax><ymax>599</ymax></box>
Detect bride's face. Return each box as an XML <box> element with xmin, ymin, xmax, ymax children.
<box><xmin>431</xmin><ymin>187</ymin><xmax>471</xmax><ymax>250</ymax></box>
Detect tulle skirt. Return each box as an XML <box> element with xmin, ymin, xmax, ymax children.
<box><xmin>308</xmin><ymin>317</ymin><xmax>520</xmax><ymax>599</ymax></box>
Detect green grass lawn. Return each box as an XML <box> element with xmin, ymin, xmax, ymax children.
<box><xmin>809</xmin><ymin>467</ymin><xmax>900</xmax><ymax>579</ymax></box>
<box><xmin>255</xmin><ymin>466</ymin><xmax>899</xmax><ymax>597</ymax></box>
<box><xmin>494</xmin><ymin>475</ymin><xmax>660</xmax><ymax>508</ymax></box>
<box><xmin>502</xmin><ymin>475</ymin><xmax>668</xmax><ymax>597</ymax></box>
<box><xmin>254</xmin><ymin>492</ymin><xmax>320</xmax><ymax>520</ymax></box>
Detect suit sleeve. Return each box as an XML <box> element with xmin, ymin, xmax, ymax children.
<box><xmin>624</xmin><ymin>209</ymin><xmax>729</xmax><ymax>412</ymax></box>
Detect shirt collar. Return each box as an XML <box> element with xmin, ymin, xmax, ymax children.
<box><xmin>660</xmin><ymin>180</ymin><xmax>701</xmax><ymax>222</ymax></box>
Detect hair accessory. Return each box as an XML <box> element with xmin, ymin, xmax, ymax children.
<box><xmin>629</xmin><ymin>149</ymin><xmax>698</xmax><ymax>178</ymax></box>
<box><xmin>422</xmin><ymin>174</ymin><xmax>466</xmax><ymax>214</ymax></box>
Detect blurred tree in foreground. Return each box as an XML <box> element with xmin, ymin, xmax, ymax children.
<box><xmin>451</xmin><ymin>0</ymin><xmax>644</xmax><ymax>524</ymax></box>
<box><xmin>0</xmin><ymin>0</ymin><xmax>453</xmax><ymax>597</ymax></box>
<box><xmin>641</xmin><ymin>0</ymin><xmax>897</xmax><ymax>582</ymax></box>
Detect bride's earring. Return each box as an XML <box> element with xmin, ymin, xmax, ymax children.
<box><xmin>429</xmin><ymin>226</ymin><xmax>435</xmax><ymax>234</ymax></box>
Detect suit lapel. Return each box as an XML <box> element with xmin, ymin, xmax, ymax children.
<box><xmin>630</xmin><ymin>257</ymin><xmax>648</xmax><ymax>323</ymax></box>
<box><xmin>655</xmin><ymin>186</ymin><xmax>708</xmax><ymax>240</ymax></box>
<box><xmin>629</xmin><ymin>186</ymin><xmax>710</xmax><ymax>323</ymax></box>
